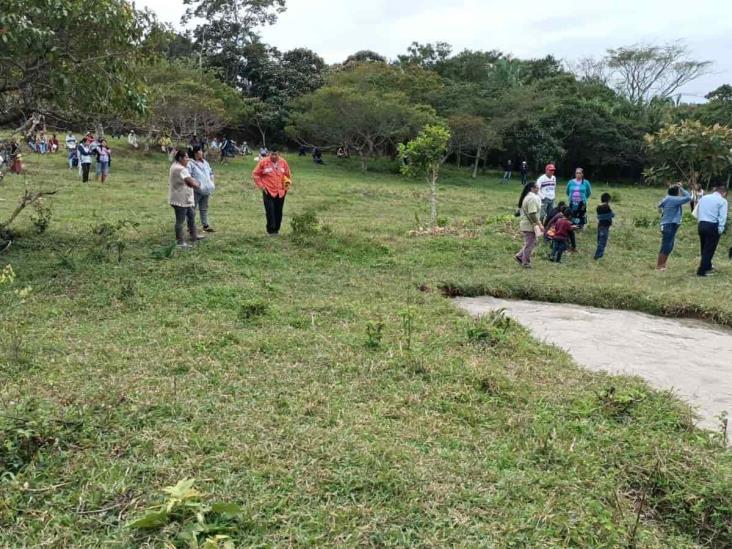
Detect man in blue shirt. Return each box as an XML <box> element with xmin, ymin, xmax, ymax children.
<box><xmin>696</xmin><ymin>183</ymin><xmax>728</xmax><ymax>277</ymax></box>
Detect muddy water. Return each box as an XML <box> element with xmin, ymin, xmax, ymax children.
<box><xmin>455</xmin><ymin>297</ymin><xmax>731</xmax><ymax>440</ymax></box>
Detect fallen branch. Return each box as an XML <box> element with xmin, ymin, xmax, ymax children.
<box><xmin>0</xmin><ymin>189</ymin><xmax>57</xmax><ymax>230</ymax></box>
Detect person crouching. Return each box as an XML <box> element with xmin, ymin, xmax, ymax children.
<box><xmin>550</xmin><ymin>211</ymin><xmax>576</xmax><ymax>263</ymax></box>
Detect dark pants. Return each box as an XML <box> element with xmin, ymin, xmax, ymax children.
<box><xmin>595</xmin><ymin>226</ymin><xmax>610</xmax><ymax>259</ymax></box>
<box><xmin>263</xmin><ymin>192</ymin><xmax>286</xmax><ymax>234</ymax></box>
<box><xmin>568</xmin><ymin>231</ymin><xmax>576</xmax><ymax>250</ymax></box>
<box><xmin>697</xmin><ymin>221</ymin><xmax>720</xmax><ymax>276</ymax></box>
<box><xmin>81</xmin><ymin>163</ymin><xmax>91</xmax><ymax>182</ymax></box>
<box><xmin>521</xmin><ymin>173</ymin><xmax>528</xmax><ymax>185</ymax></box>
<box><xmin>660</xmin><ymin>223</ymin><xmax>679</xmax><ymax>255</ymax></box>
<box><xmin>172</xmin><ymin>205</ymin><xmax>196</xmax><ymax>243</ymax></box>
<box><xmin>551</xmin><ymin>239</ymin><xmax>567</xmax><ymax>262</ymax></box>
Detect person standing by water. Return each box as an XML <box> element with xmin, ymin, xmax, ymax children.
<box><xmin>537</xmin><ymin>164</ymin><xmax>557</xmax><ymax>222</ymax></box>
<box><xmin>656</xmin><ymin>183</ymin><xmax>691</xmax><ymax>271</ymax></box>
<box><xmin>188</xmin><ymin>146</ymin><xmax>216</xmax><ymax>233</ymax></box>
<box><xmin>252</xmin><ymin>148</ymin><xmax>292</xmax><ymax>236</ymax></box>
<box><xmin>514</xmin><ymin>181</ymin><xmax>543</xmax><ymax>268</ymax></box>
<box><xmin>695</xmin><ymin>183</ymin><xmax>728</xmax><ymax>277</ymax></box>
<box><xmin>169</xmin><ymin>149</ymin><xmax>203</xmax><ymax>249</ymax></box>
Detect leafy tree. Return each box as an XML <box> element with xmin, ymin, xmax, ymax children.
<box><xmin>399</xmin><ymin>125</ymin><xmax>452</xmax><ymax>227</ymax></box>
<box><xmin>644</xmin><ymin>120</ymin><xmax>732</xmax><ymax>188</ymax></box>
<box><xmin>330</xmin><ymin>63</ymin><xmax>443</xmax><ymax>106</ymax></box>
<box><xmin>696</xmin><ymin>85</ymin><xmax>732</xmax><ymax>128</ymax></box>
<box><xmin>343</xmin><ymin>50</ymin><xmax>387</xmax><ymax>65</ymax></box>
<box><xmin>446</xmin><ymin>114</ymin><xmax>492</xmax><ymax>177</ymax></box>
<box><xmin>0</xmin><ymin>0</ymin><xmax>153</xmax><ymax>122</ymax></box>
<box><xmin>397</xmin><ymin>42</ymin><xmax>453</xmax><ymax>70</ymax></box>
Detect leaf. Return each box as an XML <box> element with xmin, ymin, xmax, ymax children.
<box><xmin>128</xmin><ymin>510</ymin><xmax>169</xmax><ymax>529</ymax></box>
<box><xmin>211</xmin><ymin>502</ymin><xmax>244</xmax><ymax>515</ymax></box>
<box><xmin>163</xmin><ymin>478</ymin><xmax>200</xmax><ymax>501</ymax></box>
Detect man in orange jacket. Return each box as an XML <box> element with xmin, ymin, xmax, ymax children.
<box><xmin>252</xmin><ymin>148</ymin><xmax>292</xmax><ymax>235</ymax></box>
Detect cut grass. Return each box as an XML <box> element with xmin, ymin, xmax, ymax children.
<box><xmin>0</xmin><ymin>144</ymin><xmax>730</xmax><ymax>547</ymax></box>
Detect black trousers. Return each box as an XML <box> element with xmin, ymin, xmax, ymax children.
<box><xmin>697</xmin><ymin>221</ymin><xmax>720</xmax><ymax>275</ymax></box>
<box><xmin>262</xmin><ymin>192</ymin><xmax>286</xmax><ymax>234</ymax></box>
<box><xmin>81</xmin><ymin>163</ymin><xmax>91</xmax><ymax>182</ymax></box>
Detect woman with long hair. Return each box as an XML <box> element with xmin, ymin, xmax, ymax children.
<box><xmin>514</xmin><ymin>181</ymin><xmax>543</xmax><ymax>268</ymax></box>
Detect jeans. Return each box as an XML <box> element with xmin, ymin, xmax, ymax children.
<box><xmin>552</xmin><ymin>239</ymin><xmax>567</xmax><ymax>262</ymax></box>
<box><xmin>172</xmin><ymin>205</ymin><xmax>196</xmax><ymax>243</ymax></box>
<box><xmin>697</xmin><ymin>221</ymin><xmax>720</xmax><ymax>276</ymax></box>
<box><xmin>660</xmin><ymin>223</ymin><xmax>679</xmax><ymax>255</ymax></box>
<box><xmin>521</xmin><ymin>173</ymin><xmax>528</xmax><ymax>185</ymax></box>
<box><xmin>516</xmin><ymin>231</ymin><xmax>537</xmax><ymax>266</ymax></box>
<box><xmin>502</xmin><ymin>171</ymin><xmax>512</xmax><ymax>181</ymax></box>
<box><xmin>194</xmin><ymin>191</ymin><xmax>210</xmax><ymax>227</ymax></box>
<box><xmin>81</xmin><ymin>163</ymin><xmax>91</xmax><ymax>182</ymax></box>
<box><xmin>68</xmin><ymin>152</ymin><xmax>75</xmax><ymax>169</ymax></box>
<box><xmin>263</xmin><ymin>191</ymin><xmax>286</xmax><ymax>234</ymax></box>
<box><xmin>540</xmin><ymin>198</ymin><xmax>554</xmax><ymax>222</ymax></box>
<box><xmin>595</xmin><ymin>226</ymin><xmax>610</xmax><ymax>259</ymax></box>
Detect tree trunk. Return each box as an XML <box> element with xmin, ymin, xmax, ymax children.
<box><xmin>472</xmin><ymin>144</ymin><xmax>483</xmax><ymax>179</ymax></box>
<box><xmin>429</xmin><ymin>171</ymin><xmax>438</xmax><ymax>227</ymax></box>
<box><xmin>456</xmin><ymin>146</ymin><xmax>462</xmax><ymax>168</ymax></box>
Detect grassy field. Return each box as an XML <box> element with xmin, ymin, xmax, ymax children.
<box><xmin>1</xmin><ymin>142</ymin><xmax>730</xmax><ymax>547</ymax></box>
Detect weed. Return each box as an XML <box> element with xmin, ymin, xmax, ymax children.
<box><xmin>633</xmin><ymin>215</ymin><xmax>657</xmax><ymax>228</ymax></box>
<box><xmin>465</xmin><ymin>309</ymin><xmax>513</xmax><ymax>347</ymax></box>
<box><xmin>598</xmin><ymin>386</ymin><xmax>648</xmax><ymax>420</ymax></box>
<box><xmin>237</xmin><ymin>301</ymin><xmax>268</xmax><ymax>322</ymax></box>
<box><xmin>290</xmin><ymin>209</ymin><xmax>320</xmax><ymax>240</ymax></box>
<box><xmin>29</xmin><ymin>198</ymin><xmax>52</xmax><ymax>234</ymax></box>
<box><xmin>364</xmin><ymin>320</ymin><xmax>384</xmax><ymax>350</ymax></box>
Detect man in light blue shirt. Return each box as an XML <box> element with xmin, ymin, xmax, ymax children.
<box><xmin>696</xmin><ymin>183</ymin><xmax>728</xmax><ymax>277</ymax></box>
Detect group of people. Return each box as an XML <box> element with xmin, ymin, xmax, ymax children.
<box><xmin>65</xmin><ymin>131</ymin><xmax>112</xmax><ymax>183</ymax></box>
<box><xmin>502</xmin><ymin>159</ymin><xmax>531</xmax><ymax>185</ymax></box>
<box><xmin>515</xmin><ymin>163</ymin><xmax>729</xmax><ymax>276</ymax></box>
<box><xmin>167</xmin><ymin>146</ymin><xmax>291</xmax><ymax>248</ymax></box>
<box><xmin>26</xmin><ymin>131</ymin><xmax>60</xmax><ymax>155</ymax></box>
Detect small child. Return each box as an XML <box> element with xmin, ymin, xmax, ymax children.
<box><xmin>550</xmin><ymin>212</ymin><xmax>575</xmax><ymax>263</ymax></box>
<box><xmin>594</xmin><ymin>193</ymin><xmax>615</xmax><ymax>260</ymax></box>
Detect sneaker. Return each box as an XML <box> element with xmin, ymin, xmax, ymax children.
<box><xmin>522</xmin><ymin>263</ymin><xmax>532</xmax><ymax>269</ymax></box>
<box><xmin>203</xmin><ymin>225</ymin><xmax>216</xmax><ymax>233</ymax></box>
<box><xmin>191</xmin><ymin>234</ymin><xmax>206</xmax><ymax>241</ymax></box>
<box><xmin>177</xmin><ymin>242</ymin><xmax>192</xmax><ymax>250</ymax></box>
<box><xmin>514</xmin><ymin>255</ymin><xmax>523</xmax><ymax>265</ymax></box>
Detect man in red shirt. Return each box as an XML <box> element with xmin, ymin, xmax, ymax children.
<box><xmin>252</xmin><ymin>148</ymin><xmax>292</xmax><ymax>235</ymax></box>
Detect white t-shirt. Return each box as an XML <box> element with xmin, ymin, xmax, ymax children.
<box><xmin>537</xmin><ymin>175</ymin><xmax>556</xmax><ymax>201</ymax></box>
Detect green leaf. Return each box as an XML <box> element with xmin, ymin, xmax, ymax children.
<box><xmin>211</xmin><ymin>502</ymin><xmax>244</xmax><ymax>515</ymax></box>
<box><xmin>127</xmin><ymin>510</ymin><xmax>169</xmax><ymax>529</ymax></box>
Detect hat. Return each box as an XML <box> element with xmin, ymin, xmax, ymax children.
<box><xmin>546</xmin><ymin>164</ymin><xmax>556</xmax><ymax>172</ymax></box>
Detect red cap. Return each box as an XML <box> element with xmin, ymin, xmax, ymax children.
<box><xmin>546</xmin><ymin>164</ymin><xmax>556</xmax><ymax>172</ymax></box>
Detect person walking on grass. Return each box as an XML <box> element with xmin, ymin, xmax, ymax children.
<box><xmin>514</xmin><ymin>181</ymin><xmax>543</xmax><ymax>268</ymax></box>
<box><xmin>65</xmin><ymin>131</ymin><xmax>77</xmax><ymax>169</ymax></box>
<box><xmin>594</xmin><ymin>193</ymin><xmax>615</xmax><ymax>260</ymax></box>
<box><xmin>696</xmin><ymin>183</ymin><xmax>728</xmax><ymax>277</ymax></box>
<box><xmin>95</xmin><ymin>139</ymin><xmax>111</xmax><ymax>183</ymax></box>
<box><xmin>253</xmin><ymin>148</ymin><xmax>292</xmax><ymax>236</ymax></box>
<box><xmin>188</xmin><ymin>146</ymin><xmax>216</xmax><ymax>233</ymax></box>
<box><xmin>78</xmin><ymin>138</ymin><xmax>92</xmax><ymax>183</ymax></box>
<box><xmin>169</xmin><ymin>149</ymin><xmax>203</xmax><ymax>249</ymax></box>
<box><xmin>656</xmin><ymin>183</ymin><xmax>691</xmax><ymax>271</ymax></box>
<box><xmin>537</xmin><ymin>164</ymin><xmax>557</xmax><ymax>222</ymax></box>
<box><xmin>501</xmin><ymin>159</ymin><xmax>513</xmax><ymax>182</ymax></box>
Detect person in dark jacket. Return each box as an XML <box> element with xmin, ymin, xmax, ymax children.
<box><xmin>594</xmin><ymin>193</ymin><xmax>615</xmax><ymax>260</ymax></box>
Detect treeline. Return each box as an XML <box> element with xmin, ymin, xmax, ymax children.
<box><xmin>2</xmin><ymin>0</ymin><xmax>732</xmax><ymax>179</ymax></box>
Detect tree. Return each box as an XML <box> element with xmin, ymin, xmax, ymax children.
<box><xmin>397</xmin><ymin>42</ymin><xmax>453</xmax><ymax>70</ymax></box>
<box><xmin>399</xmin><ymin>125</ymin><xmax>451</xmax><ymax>228</ymax></box>
<box><xmin>288</xmin><ymin>87</ymin><xmax>435</xmax><ymax>171</ymax></box>
<box><xmin>0</xmin><ymin>0</ymin><xmax>152</xmax><ymax>122</ymax></box>
<box><xmin>606</xmin><ymin>43</ymin><xmax>712</xmax><ymax>105</ymax></box>
<box><xmin>446</xmin><ymin>115</ymin><xmax>492</xmax><ymax>178</ymax></box>
<box><xmin>696</xmin><ymin>85</ymin><xmax>732</xmax><ymax>128</ymax></box>
<box><xmin>343</xmin><ymin>50</ymin><xmax>387</xmax><ymax>65</ymax></box>
<box><xmin>644</xmin><ymin>120</ymin><xmax>732</xmax><ymax>188</ymax></box>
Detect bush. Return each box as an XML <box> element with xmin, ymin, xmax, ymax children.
<box><xmin>290</xmin><ymin>210</ymin><xmax>320</xmax><ymax>240</ymax></box>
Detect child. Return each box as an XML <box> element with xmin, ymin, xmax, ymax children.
<box><xmin>550</xmin><ymin>212</ymin><xmax>575</xmax><ymax>263</ymax></box>
<box><xmin>594</xmin><ymin>193</ymin><xmax>615</xmax><ymax>260</ymax></box>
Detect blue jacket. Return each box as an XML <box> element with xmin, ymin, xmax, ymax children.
<box><xmin>566</xmin><ymin>179</ymin><xmax>592</xmax><ymax>205</ymax></box>
<box><xmin>658</xmin><ymin>189</ymin><xmax>691</xmax><ymax>226</ymax></box>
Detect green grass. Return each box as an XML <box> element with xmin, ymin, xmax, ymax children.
<box><xmin>0</xmin><ymin>143</ymin><xmax>730</xmax><ymax>547</ymax></box>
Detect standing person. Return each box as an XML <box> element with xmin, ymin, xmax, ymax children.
<box><xmin>501</xmin><ymin>159</ymin><xmax>513</xmax><ymax>182</ymax></box>
<box><xmin>252</xmin><ymin>148</ymin><xmax>292</xmax><ymax>236</ymax></box>
<box><xmin>65</xmin><ymin>131</ymin><xmax>77</xmax><ymax>169</ymax></box>
<box><xmin>566</xmin><ymin>167</ymin><xmax>592</xmax><ymax>231</ymax></box>
<box><xmin>78</xmin><ymin>138</ymin><xmax>93</xmax><ymax>182</ymax></box>
<box><xmin>95</xmin><ymin>139</ymin><xmax>111</xmax><ymax>183</ymax></box>
<box><xmin>690</xmin><ymin>181</ymin><xmax>704</xmax><ymax>213</ymax></box>
<box><xmin>514</xmin><ymin>182</ymin><xmax>543</xmax><ymax>268</ymax></box>
<box><xmin>656</xmin><ymin>183</ymin><xmax>692</xmax><ymax>271</ymax></box>
<box><xmin>312</xmin><ymin>147</ymin><xmax>324</xmax><ymax>165</ymax></box>
<box><xmin>188</xmin><ymin>146</ymin><xmax>216</xmax><ymax>233</ymax></box>
<box><xmin>594</xmin><ymin>193</ymin><xmax>615</xmax><ymax>260</ymax></box>
<box><xmin>520</xmin><ymin>161</ymin><xmax>529</xmax><ymax>185</ymax></box>
<box><xmin>169</xmin><ymin>149</ymin><xmax>202</xmax><ymax>249</ymax></box>
<box><xmin>128</xmin><ymin>130</ymin><xmax>139</xmax><ymax>149</ymax></box>
<box><xmin>550</xmin><ymin>211</ymin><xmax>575</xmax><ymax>263</ymax></box>
<box><xmin>696</xmin><ymin>183</ymin><xmax>728</xmax><ymax>277</ymax></box>
<box><xmin>537</xmin><ymin>164</ymin><xmax>557</xmax><ymax>222</ymax></box>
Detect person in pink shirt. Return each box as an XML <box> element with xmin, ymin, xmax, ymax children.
<box><xmin>252</xmin><ymin>148</ymin><xmax>292</xmax><ymax>235</ymax></box>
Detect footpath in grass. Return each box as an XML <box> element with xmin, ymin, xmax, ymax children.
<box><xmin>0</xmin><ymin>144</ymin><xmax>730</xmax><ymax>547</ymax></box>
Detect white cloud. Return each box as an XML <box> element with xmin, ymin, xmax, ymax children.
<box><xmin>138</xmin><ymin>0</ymin><xmax>732</xmax><ymax>99</ymax></box>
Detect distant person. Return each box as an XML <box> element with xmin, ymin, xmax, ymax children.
<box><xmin>95</xmin><ymin>139</ymin><xmax>111</xmax><ymax>183</ymax></box>
<box><xmin>337</xmin><ymin>147</ymin><xmax>346</xmax><ymax>159</ymax></box>
<box><xmin>695</xmin><ymin>183</ymin><xmax>728</xmax><ymax>277</ymax></box>
<box><xmin>501</xmin><ymin>159</ymin><xmax>513</xmax><ymax>182</ymax></box>
<box><xmin>38</xmin><ymin>132</ymin><xmax>47</xmax><ymax>154</ymax></box>
<box><xmin>241</xmin><ymin>141</ymin><xmax>250</xmax><ymax>155</ymax></box>
<box><xmin>252</xmin><ymin>148</ymin><xmax>292</xmax><ymax>236</ymax></box>
<box><xmin>65</xmin><ymin>132</ymin><xmax>77</xmax><ymax>169</ymax></box>
<box><xmin>189</xmin><ymin>135</ymin><xmax>200</xmax><ymax>149</ymax></box>
<box><xmin>259</xmin><ymin>146</ymin><xmax>268</xmax><ymax>158</ymax></box>
<box><xmin>128</xmin><ymin>130</ymin><xmax>139</xmax><ymax>149</ymax></box>
<box><xmin>298</xmin><ymin>145</ymin><xmax>308</xmax><ymax>157</ymax></box>
<box><xmin>656</xmin><ymin>183</ymin><xmax>691</xmax><ymax>271</ymax></box>
<box><xmin>77</xmin><ymin>138</ymin><xmax>93</xmax><ymax>182</ymax></box>
<box><xmin>549</xmin><ymin>211</ymin><xmax>575</xmax><ymax>263</ymax></box>
<box><xmin>566</xmin><ymin>167</ymin><xmax>592</xmax><ymax>229</ymax></box>
<box><xmin>168</xmin><ymin>149</ymin><xmax>203</xmax><ymax>249</ymax></box>
<box><xmin>537</xmin><ymin>164</ymin><xmax>557</xmax><ymax>222</ymax></box>
<box><xmin>594</xmin><ymin>193</ymin><xmax>615</xmax><ymax>260</ymax></box>
<box><xmin>49</xmin><ymin>134</ymin><xmax>59</xmax><ymax>153</ymax></box>
<box><xmin>514</xmin><ymin>182</ymin><xmax>543</xmax><ymax>268</ymax></box>
<box><xmin>188</xmin><ymin>145</ymin><xmax>216</xmax><ymax>233</ymax></box>
<box><xmin>690</xmin><ymin>181</ymin><xmax>704</xmax><ymax>213</ymax></box>
<box><xmin>520</xmin><ymin>160</ymin><xmax>529</xmax><ymax>185</ymax></box>
<box><xmin>545</xmin><ymin>201</ymin><xmax>576</xmax><ymax>250</ymax></box>
<box><xmin>312</xmin><ymin>147</ymin><xmax>324</xmax><ymax>165</ymax></box>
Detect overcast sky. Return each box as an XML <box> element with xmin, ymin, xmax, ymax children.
<box><xmin>138</xmin><ymin>0</ymin><xmax>731</xmax><ymax>101</ymax></box>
